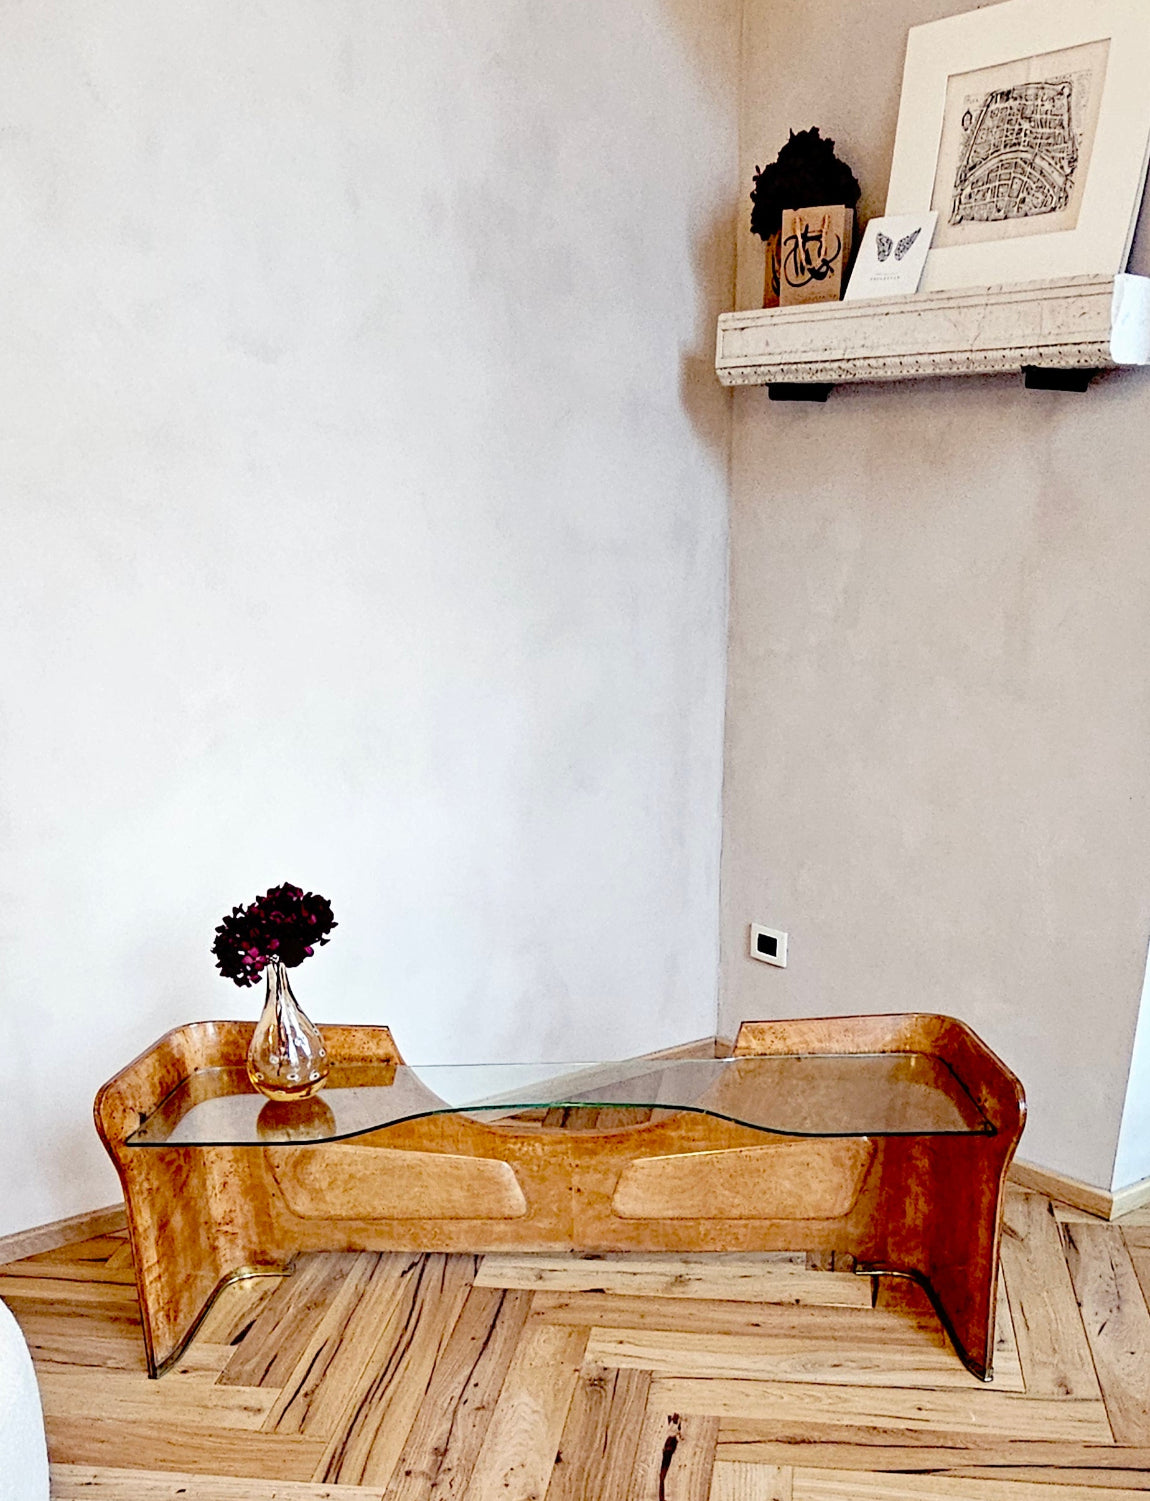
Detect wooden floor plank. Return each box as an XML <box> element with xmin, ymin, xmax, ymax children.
<box><xmin>220</xmin><ymin>1254</ymin><xmax>368</xmax><ymax>1389</ymax></box>
<box><xmin>35</xmin><ymin>1342</ymin><xmax>230</xmax><ymax>1380</ymax></box>
<box><xmin>991</xmin><ymin>1268</ymin><xmax>1026</xmax><ymax>1393</ymax></box>
<box><xmin>318</xmin><ymin>1254</ymin><xmax>475</xmax><ymax>1488</ymax></box>
<box><xmin>194</xmin><ymin>1274</ymin><xmax>284</xmax><ymax>1347</ymax></box>
<box><xmin>454</xmin><ymin>1322</ymin><xmax>587</xmax><ymax>1501</ymax></box>
<box><xmin>584</xmin><ymin>1323</ymin><xmax>1023</xmax><ymax>1391</ymax></box>
<box><xmin>0</xmin><ymin>1275</ymin><xmax>139</xmax><ymax>1309</ymax></box>
<box><xmin>19</xmin><ymin>1189</ymin><xmax>1150</xmax><ymax>1495</ymax></box>
<box><xmin>50</xmin><ymin>1464</ymin><xmax>384</xmax><ymax>1499</ymax></box>
<box><xmin>533</xmin><ymin>1291</ymin><xmax>947</xmax><ymax>1342</ymax></box>
<box><xmin>1064</xmin><ymin>1222</ymin><xmax>1150</xmax><ymax>1444</ymax></box>
<box><xmin>709</xmin><ymin>1461</ymin><xmax>793</xmax><ymax>1500</ymax></box>
<box><xmin>475</xmin><ymin>1254</ymin><xmax>871</xmax><ymax>1307</ymax></box>
<box><xmin>630</xmin><ymin>1403</ymin><xmax>718</xmax><ymax>1501</ymax></box>
<box><xmin>37</xmin><ymin>1369</ymin><xmax>277</xmax><ymax>1430</ymax></box>
<box><xmin>544</xmin><ymin>1363</ymin><xmax>650</xmax><ymax>1501</ymax></box>
<box><xmin>945</xmin><ymin>1470</ymin><xmax>1150</xmax><ymax>1489</ymax></box>
<box><xmin>45</xmin><ymin>1419</ymin><xmax>328</xmax><ymax>1481</ymax></box>
<box><xmin>17</xmin><ymin>1234</ymin><xmax>128</xmax><ymax>1266</ymax></box>
<box><xmin>1126</xmin><ymin>1239</ymin><xmax>1150</xmax><ymax>1311</ymax></box>
<box><xmin>791</xmin><ymin>1470</ymin><xmax>1150</xmax><ymax>1500</ymax></box>
<box><xmin>654</xmin><ymin>1378</ymin><xmax>1114</xmax><ymax>1442</ymax></box>
<box><xmin>0</xmin><ymin>1254</ymin><xmax>137</xmax><ymax>1285</ymax></box>
<box><xmin>265</xmin><ymin>1253</ymin><xmax>410</xmax><ymax>1438</ymax></box>
<box><xmin>1000</xmin><ymin>1190</ymin><xmax>1101</xmax><ymax>1398</ymax></box>
<box><xmin>23</xmin><ymin>1327</ymin><xmax>148</xmax><ymax>1372</ymax></box>
<box><xmin>713</xmin><ymin>1440</ymin><xmax>1150</xmax><ymax>1471</ymax></box>
<box><xmin>382</xmin><ymin>1285</ymin><xmax>533</xmax><ymax>1501</ymax></box>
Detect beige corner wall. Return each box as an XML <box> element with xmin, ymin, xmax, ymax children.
<box><xmin>721</xmin><ymin>0</ymin><xmax>1150</xmax><ymax>1190</ymax></box>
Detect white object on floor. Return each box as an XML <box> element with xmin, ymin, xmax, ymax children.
<box><xmin>0</xmin><ymin>1299</ymin><xmax>48</xmax><ymax>1501</ymax></box>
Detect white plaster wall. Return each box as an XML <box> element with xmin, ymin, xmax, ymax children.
<box><xmin>721</xmin><ymin>0</ymin><xmax>1150</xmax><ymax>1190</ymax></box>
<box><xmin>0</xmin><ymin>0</ymin><xmax>737</xmax><ymax>1237</ymax></box>
<box><xmin>1114</xmin><ymin>957</ymin><xmax>1150</xmax><ymax>1191</ymax></box>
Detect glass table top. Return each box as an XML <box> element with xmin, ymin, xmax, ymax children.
<box><xmin>125</xmin><ymin>1052</ymin><xmax>994</xmax><ymax>1146</ymax></box>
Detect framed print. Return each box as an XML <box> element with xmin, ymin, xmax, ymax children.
<box><xmin>885</xmin><ymin>0</ymin><xmax>1150</xmax><ymax>291</ymax></box>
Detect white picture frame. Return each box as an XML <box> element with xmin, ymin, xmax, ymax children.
<box><xmin>885</xmin><ymin>0</ymin><xmax>1150</xmax><ymax>292</ymax></box>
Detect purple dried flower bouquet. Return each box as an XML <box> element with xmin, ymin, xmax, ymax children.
<box><xmin>212</xmin><ymin>883</ymin><xmax>337</xmax><ymax>987</ymax></box>
<box><xmin>212</xmin><ymin>883</ymin><xmax>337</xmax><ymax>1100</ymax></box>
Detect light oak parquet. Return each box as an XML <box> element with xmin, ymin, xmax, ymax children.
<box><xmin>318</xmin><ymin>1253</ymin><xmax>475</xmax><ymax>1487</ymax></box>
<box><xmin>382</xmin><ymin>1285</ymin><xmax>533</xmax><ymax>1501</ymax></box>
<box><xmin>630</xmin><ymin>1406</ymin><xmax>718</xmax><ymax>1501</ymax></box>
<box><xmin>50</xmin><ymin>1468</ymin><xmax>383</xmax><ymax>1500</ymax></box>
<box><xmin>545</xmin><ymin>1363</ymin><xmax>651</xmax><ymax>1501</ymax></box>
<box><xmin>1063</xmin><ymin>1222</ymin><xmax>1150</xmax><ymax>1445</ymax></box>
<box><xmin>1001</xmin><ymin>1190</ymin><xmax>1102</xmax><ymax>1400</ymax></box>
<box><xmin>475</xmin><ymin>1252</ymin><xmax>872</xmax><ymax>1307</ymax></box>
<box><xmin>787</xmin><ymin>1471</ymin><xmax>1150</xmax><ymax>1501</ymax></box>
<box><xmin>3</xmin><ymin>1190</ymin><xmax>1150</xmax><ymax>1500</ymax></box>
<box><xmin>710</xmin><ymin>1460</ymin><xmax>794</xmax><ymax>1500</ymax></box>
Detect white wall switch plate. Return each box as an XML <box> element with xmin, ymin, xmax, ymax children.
<box><xmin>750</xmin><ymin>924</ymin><xmax>787</xmax><ymax>967</ymax></box>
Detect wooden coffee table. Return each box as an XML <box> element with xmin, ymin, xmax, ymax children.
<box><xmin>95</xmin><ymin>1012</ymin><xmax>1024</xmax><ymax>1379</ymax></box>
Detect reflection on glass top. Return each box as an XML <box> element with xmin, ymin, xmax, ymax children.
<box><xmin>125</xmin><ymin>1053</ymin><xmax>993</xmax><ymax>1146</ymax></box>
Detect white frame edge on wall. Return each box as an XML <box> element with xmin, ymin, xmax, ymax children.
<box><xmin>886</xmin><ymin>0</ymin><xmax>1150</xmax><ymax>293</ymax></box>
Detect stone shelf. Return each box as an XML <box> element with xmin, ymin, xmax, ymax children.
<box><xmin>715</xmin><ymin>273</ymin><xmax>1150</xmax><ymax>391</ymax></box>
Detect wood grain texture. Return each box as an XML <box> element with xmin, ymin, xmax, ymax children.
<box><xmin>220</xmin><ymin>1255</ymin><xmax>367</xmax><ymax>1390</ymax></box>
<box><xmin>630</xmin><ymin>1406</ymin><xmax>719</xmax><ymax>1501</ymax></box>
<box><xmin>531</xmin><ymin>1290</ymin><xmax>934</xmax><ymax>1340</ymax></box>
<box><xmin>37</xmin><ymin>1369</ymin><xmax>276</xmax><ymax>1429</ymax></box>
<box><xmin>49</xmin><ymin>1466</ymin><xmax>383</xmax><ymax>1499</ymax></box>
<box><xmin>0</xmin><ymin>1204</ymin><xmax>125</xmax><ymax>1265</ymax></box>
<box><xmin>265</xmin><ymin>1253</ymin><xmax>423</xmax><ymax>1438</ymax></box>
<box><xmin>43</xmin><ymin>1418</ymin><xmax>329</xmax><ymax>1480</ymax></box>
<box><xmin>383</xmin><ymin>1285</ymin><xmax>533</xmax><ymax>1501</ymax></box>
<box><xmin>585</xmin><ymin>1321</ymin><xmax>1022</xmax><ymax>1390</ymax></box>
<box><xmin>611</xmin><ymin>1140</ymin><xmax>874</xmax><ymax>1221</ymax></box>
<box><xmin>318</xmin><ymin>1253</ymin><xmax>474</xmax><ymax>1487</ymax></box>
<box><xmin>544</xmin><ymin>1363</ymin><xmax>651</xmax><ymax>1501</ymax></box>
<box><xmin>270</xmin><ymin>1145</ymin><xmax>528</xmax><ymax>1220</ymax></box>
<box><xmin>1063</xmin><ymin>1222</ymin><xmax>1150</xmax><ymax>1443</ymax></box>
<box><xmin>657</xmin><ymin>1380</ymin><xmax>1114</xmax><ymax>1441</ymax></box>
<box><xmin>715</xmin><ymin>1438</ymin><xmax>1150</xmax><ymax>1469</ymax></box>
<box><xmin>457</xmin><ymin>1322</ymin><xmax>587</xmax><ymax>1501</ymax></box>
<box><xmin>1009</xmin><ymin>1163</ymin><xmax>1115</xmax><ymax>1221</ymax></box>
<box><xmin>710</xmin><ymin>1462</ymin><xmax>793</xmax><ymax>1500</ymax></box>
<box><xmin>475</xmin><ymin>1253</ymin><xmax>872</xmax><ymax>1307</ymax></box>
<box><xmin>10</xmin><ymin>1181</ymin><xmax>1150</xmax><ymax>1499</ymax></box>
<box><xmin>790</xmin><ymin>1471</ymin><xmax>1150</xmax><ymax>1501</ymax></box>
<box><xmin>945</xmin><ymin>1471</ymin><xmax>1150</xmax><ymax>1490</ymax></box>
<box><xmin>1128</xmin><ymin>1240</ymin><xmax>1150</xmax><ymax>1312</ymax></box>
<box><xmin>94</xmin><ymin>1015</ymin><xmax>1025</xmax><ymax>1381</ymax></box>
<box><xmin>1000</xmin><ymin>1191</ymin><xmax>1100</xmax><ymax>1398</ymax></box>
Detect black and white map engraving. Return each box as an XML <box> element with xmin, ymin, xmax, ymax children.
<box><xmin>950</xmin><ymin>74</ymin><xmax>1086</xmax><ymax>226</ymax></box>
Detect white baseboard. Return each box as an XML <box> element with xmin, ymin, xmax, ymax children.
<box><xmin>1112</xmin><ymin>1172</ymin><xmax>1150</xmax><ymax>1220</ymax></box>
<box><xmin>1010</xmin><ymin>1159</ymin><xmax>1150</xmax><ymax>1222</ymax></box>
<box><xmin>0</xmin><ymin>1203</ymin><xmax>126</xmax><ymax>1265</ymax></box>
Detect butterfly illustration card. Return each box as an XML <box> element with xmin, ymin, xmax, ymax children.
<box><xmin>842</xmin><ymin>212</ymin><xmax>937</xmax><ymax>302</ymax></box>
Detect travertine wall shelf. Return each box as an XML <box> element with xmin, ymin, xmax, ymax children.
<box><xmin>715</xmin><ymin>273</ymin><xmax>1150</xmax><ymax>393</ymax></box>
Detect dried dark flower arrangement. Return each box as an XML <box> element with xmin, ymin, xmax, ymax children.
<box><xmin>212</xmin><ymin>883</ymin><xmax>337</xmax><ymax>987</ymax></box>
<box><xmin>750</xmin><ymin>127</ymin><xmax>861</xmax><ymax>241</ymax></box>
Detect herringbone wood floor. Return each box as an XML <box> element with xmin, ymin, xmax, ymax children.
<box><xmin>1</xmin><ymin>1187</ymin><xmax>1149</xmax><ymax>1499</ymax></box>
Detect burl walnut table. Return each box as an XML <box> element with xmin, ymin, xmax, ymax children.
<box><xmin>95</xmin><ymin>1012</ymin><xmax>1024</xmax><ymax>1379</ymax></box>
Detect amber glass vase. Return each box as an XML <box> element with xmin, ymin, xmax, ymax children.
<box><xmin>246</xmin><ymin>958</ymin><xmax>330</xmax><ymax>1101</ymax></box>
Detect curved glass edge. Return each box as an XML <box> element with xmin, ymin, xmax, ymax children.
<box><xmin>125</xmin><ymin>1097</ymin><xmax>998</xmax><ymax>1148</ymax></box>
